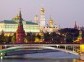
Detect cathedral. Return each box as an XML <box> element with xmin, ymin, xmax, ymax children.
<box><xmin>34</xmin><ymin>8</ymin><xmax>58</xmax><ymax>32</ymax></box>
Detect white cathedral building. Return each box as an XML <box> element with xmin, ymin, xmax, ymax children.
<box><xmin>39</xmin><ymin>8</ymin><xmax>58</xmax><ymax>32</ymax></box>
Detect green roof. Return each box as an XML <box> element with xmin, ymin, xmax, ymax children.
<box><xmin>0</xmin><ymin>20</ymin><xmax>38</xmax><ymax>25</ymax></box>
<box><xmin>26</xmin><ymin>21</ymin><xmax>38</xmax><ymax>25</ymax></box>
<box><xmin>0</xmin><ymin>20</ymin><xmax>17</xmax><ymax>24</ymax></box>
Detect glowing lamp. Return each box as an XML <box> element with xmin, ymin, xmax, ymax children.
<box><xmin>80</xmin><ymin>44</ymin><xmax>84</xmax><ymax>53</ymax></box>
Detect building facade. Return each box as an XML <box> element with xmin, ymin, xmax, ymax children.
<box><xmin>0</xmin><ymin>13</ymin><xmax>40</xmax><ymax>36</ymax></box>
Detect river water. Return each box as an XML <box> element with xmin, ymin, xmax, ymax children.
<box><xmin>0</xmin><ymin>58</ymin><xmax>81</xmax><ymax>62</ymax></box>
<box><xmin>0</xmin><ymin>49</ymin><xmax>82</xmax><ymax>62</ymax></box>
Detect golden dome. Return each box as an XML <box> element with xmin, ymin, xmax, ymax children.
<box><xmin>12</xmin><ymin>14</ymin><xmax>19</xmax><ymax>20</ymax></box>
<box><xmin>40</xmin><ymin>8</ymin><xmax>45</xmax><ymax>13</ymax></box>
<box><xmin>49</xmin><ymin>17</ymin><xmax>54</xmax><ymax>27</ymax></box>
<box><xmin>49</xmin><ymin>18</ymin><xmax>53</xmax><ymax>23</ymax></box>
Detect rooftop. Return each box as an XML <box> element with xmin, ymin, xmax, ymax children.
<box><xmin>0</xmin><ymin>20</ymin><xmax>38</xmax><ymax>25</ymax></box>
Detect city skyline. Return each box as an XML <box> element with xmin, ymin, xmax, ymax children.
<box><xmin>0</xmin><ymin>0</ymin><xmax>84</xmax><ymax>28</ymax></box>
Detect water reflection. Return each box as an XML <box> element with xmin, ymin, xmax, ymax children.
<box><xmin>0</xmin><ymin>58</ymin><xmax>83</xmax><ymax>62</ymax></box>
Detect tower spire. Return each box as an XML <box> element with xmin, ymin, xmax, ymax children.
<box><xmin>18</xmin><ymin>9</ymin><xmax>23</xmax><ymax>24</ymax></box>
<box><xmin>74</xmin><ymin>21</ymin><xmax>78</xmax><ymax>29</ymax></box>
<box><xmin>19</xmin><ymin>10</ymin><xmax>22</xmax><ymax>19</ymax></box>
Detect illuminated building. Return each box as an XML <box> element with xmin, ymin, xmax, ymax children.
<box><xmin>39</xmin><ymin>8</ymin><xmax>58</xmax><ymax>32</ymax></box>
<box><xmin>44</xmin><ymin>18</ymin><xmax>58</xmax><ymax>33</ymax></box>
<box><xmin>49</xmin><ymin>17</ymin><xmax>54</xmax><ymax>28</ymax></box>
<box><xmin>0</xmin><ymin>8</ymin><xmax>59</xmax><ymax>36</ymax></box>
<box><xmin>48</xmin><ymin>18</ymin><xmax>55</xmax><ymax>32</ymax></box>
<box><xmin>40</xmin><ymin>8</ymin><xmax>46</xmax><ymax>27</ymax></box>
<box><xmin>39</xmin><ymin>8</ymin><xmax>46</xmax><ymax>31</ymax></box>
<box><xmin>0</xmin><ymin>12</ymin><xmax>40</xmax><ymax>36</ymax></box>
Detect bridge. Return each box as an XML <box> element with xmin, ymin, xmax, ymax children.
<box><xmin>0</xmin><ymin>44</ymin><xmax>80</xmax><ymax>59</ymax></box>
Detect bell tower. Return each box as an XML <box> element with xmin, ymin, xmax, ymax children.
<box><xmin>40</xmin><ymin>8</ymin><xmax>46</xmax><ymax>27</ymax></box>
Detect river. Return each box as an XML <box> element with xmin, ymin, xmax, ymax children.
<box><xmin>0</xmin><ymin>49</ymin><xmax>82</xmax><ymax>62</ymax></box>
<box><xmin>0</xmin><ymin>58</ymin><xmax>82</xmax><ymax>62</ymax></box>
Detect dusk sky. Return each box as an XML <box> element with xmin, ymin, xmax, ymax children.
<box><xmin>0</xmin><ymin>0</ymin><xmax>84</xmax><ymax>28</ymax></box>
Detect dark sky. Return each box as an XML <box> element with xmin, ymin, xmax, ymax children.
<box><xmin>0</xmin><ymin>0</ymin><xmax>84</xmax><ymax>28</ymax></box>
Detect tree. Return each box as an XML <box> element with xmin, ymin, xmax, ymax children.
<box><xmin>11</xmin><ymin>33</ymin><xmax>16</xmax><ymax>44</ymax></box>
<box><xmin>0</xmin><ymin>31</ymin><xmax>6</xmax><ymax>44</ymax></box>
<box><xmin>44</xmin><ymin>32</ymin><xmax>51</xmax><ymax>43</ymax></box>
<box><xmin>26</xmin><ymin>32</ymin><xmax>35</xmax><ymax>43</ymax></box>
<box><xmin>59</xmin><ymin>28</ymin><xmax>79</xmax><ymax>43</ymax></box>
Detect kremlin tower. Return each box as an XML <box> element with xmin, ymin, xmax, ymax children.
<box><xmin>16</xmin><ymin>10</ymin><xmax>25</xmax><ymax>44</ymax></box>
<box><xmin>40</xmin><ymin>8</ymin><xmax>46</xmax><ymax>27</ymax></box>
<box><xmin>74</xmin><ymin>21</ymin><xmax>78</xmax><ymax>29</ymax></box>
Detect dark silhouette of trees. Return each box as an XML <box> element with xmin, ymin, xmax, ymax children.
<box><xmin>44</xmin><ymin>32</ymin><xmax>51</xmax><ymax>43</ymax></box>
<box><xmin>11</xmin><ymin>33</ymin><xmax>16</xmax><ymax>44</ymax></box>
<box><xmin>59</xmin><ymin>28</ymin><xmax>79</xmax><ymax>43</ymax></box>
<box><xmin>26</xmin><ymin>32</ymin><xmax>35</xmax><ymax>43</ymax></box>
<box><xmin>0</xmin><ymin>28</ymin><xmax>80</xmax><ymax>44</ymax></box>
<box><xmin>43</xmin><ymin>32</ymin><xmax>65</xmax><ymax>44</ymax></box>
<box><xmin>0</xmin><ymin>31</ymin><xmax>6</xmax><ymax>44</ymax></box>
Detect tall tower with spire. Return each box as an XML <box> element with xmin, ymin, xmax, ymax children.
<box><xmin>74</xmin><ymin>21</ymin><xmax>78</xmax><ymax>29</ymax></box>
<box><xmin>16</xmin><ymin>10</ymin><xmax>25</xmax><ymax>44</ymax></box>
<box><xmin>40</xmin><ymin>8</ymin><xmax>46</xmax><ymax>27</ymax></box>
